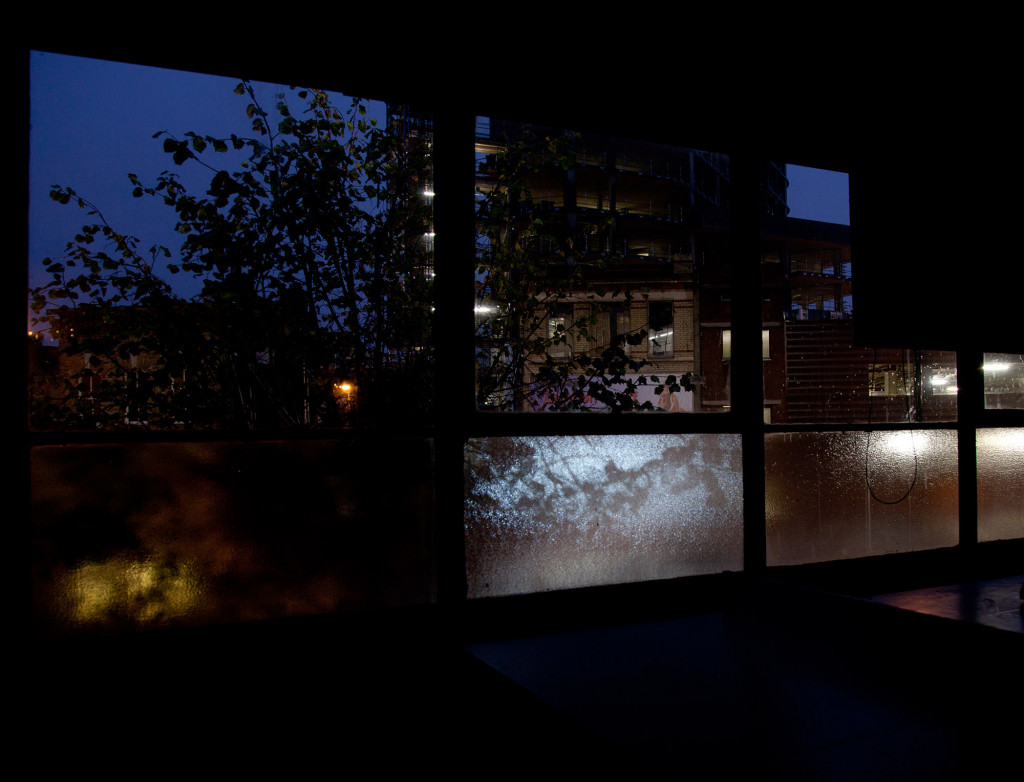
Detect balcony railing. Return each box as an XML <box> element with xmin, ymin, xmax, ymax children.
<box><xmin>787</xmin><ymin>307</ymin><xmax>853</xmax><ymax>321</ymax></box>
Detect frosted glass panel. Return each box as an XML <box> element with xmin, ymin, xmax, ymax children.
<box><xmin>977</xmin><ymin>428</ymin><xmax>1024</xmax><ymax>541</ymax></box>
<box><xmin>765</xmin><ymin>431</ymin><xmax>958</xmax><ymax>567</ymax></box>
<box><xmin>464</xmin><ymin>434</ymin><xmax>743</xmax><ymax>597</ymax></box>
<box><xmin>32</xmin><ymin>439</ymin><xmax>435</xmax><ymax>636</ymax></box>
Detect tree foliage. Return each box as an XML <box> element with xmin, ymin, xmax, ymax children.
<box><xmin>30</xmin><ymin>83</ymin><xmax>434</xmax><ymax>430</ymax></box>
<box><xmin>473</xmin><ymin>125</ymin><xmax>696</xmax><ymax>412</ymax></box>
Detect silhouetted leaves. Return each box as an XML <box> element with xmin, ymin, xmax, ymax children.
<box><xmin>30</xmin><ymin>83</ymin><xmax>433</xmax><ymax>431</ymax></box>
<box><xmin>475</xmin><ymin>127</ymin><xmax>653</xmax><ymax>412</ymax></box>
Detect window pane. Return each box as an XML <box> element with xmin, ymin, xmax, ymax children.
<box><xmin>764</xmin><ymin>431</ymin><xmax>959</xmax><ymax>566</ymax></box>
<box><xmin>983</xmin><ymin>353</ymin><xmax>1024</xmax><ymax>409</ymax></box>
<box><xmin>32</xmin><ymin>439</ymin><xmax>436</xmax><ymax>636</ymax></box>
<box><xmin>29</xmin><ymin>52</ymin><xmax>433</xmax><ymax>430</ymax></box>
<box><xmin>647</xmin><ymin>301</ymin><xmax>675</xmax><ymax>359</ymax></box>
<box><xmin>474</xmin><ymin>118</ymin><xmax>726</xmax><ymax>412</ymax></box>
<box><xmin>722</xmin><ymin>329</ymin><xmax>770</xmax><ymax>360</ymax></box>
<box><xmin>761</xmin><ymin>165</ymin><xmax>957</xmax><ymax>423</ymax></box>
<box><xmin>464</xmin><ymin>435</ymin><xmax>743</xmax><ymax>597</ymax></box>
<box><xmin>977</xmin><ymin>428</ymin><xmax>1024</xmax><ymax>541</ymax></box>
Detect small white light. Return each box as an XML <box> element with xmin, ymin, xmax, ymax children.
<box><xmin>883</xmin><ymin>430</ymin><xmax>924</xmax><ymax>456</ymax></box>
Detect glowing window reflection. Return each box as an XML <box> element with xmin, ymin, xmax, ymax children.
<box><xmin>977</xmin><ymin>428</ymin><xmax>1024</xmax><ymax>542</ymax></box>
<box><xmin>983</xmin><ymin>353</ymin><xmax>1024</xmax><ymax>409</ymax></box>
<box><xmin>765</xmin><ymin>430</ymin><xmax>959</xmax><ymax>566</ymax></box>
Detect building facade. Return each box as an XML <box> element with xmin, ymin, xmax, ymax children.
<box><xmin>473</xmin><ymin>119</ymin><xmax>960</xmax><ymax>424</ymax></box>
<box><xmin>474</xmin><ymin>119</ymin><xmax>771</xmax><ymax>412</ymax></box>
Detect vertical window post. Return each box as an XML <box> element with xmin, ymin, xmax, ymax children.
<box><xmin>957</xmin><ymin>347</ymin><xmax>983</xmax><ymax>550</ymax></box>
<box><xmin>730</xmin><ymin>152</ymin><xmax>767</xmax><ymax>573</ymax></box>
<box><xmin>431</xmin><ymin>101</ymin><xmax>477</xmax><ymax>603</ymax></box>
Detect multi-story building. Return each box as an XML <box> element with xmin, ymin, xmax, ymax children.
<box><xmin>475</xmin><ymin>118</ymin><xmax>783</xmax><ymax>414</ymax></box>
<box><xmin>704</xmin><ymin>216</ymin><xmax>958</xmax><ymax>424</ymax></box>
<box><xmin>473</xmin><ymin>119</ymin><xmax>959</xmax><ymax>423</ymax></box>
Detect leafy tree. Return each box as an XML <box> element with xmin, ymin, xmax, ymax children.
<box><xmin>30</xmin><ymin>82</ymin><xmax>434</xmax><ymax>430</ymax></box>
<box><xmin>473</xmin><ymin>124</ymin><xmax>696</xmax><ymax>412</ymax></box>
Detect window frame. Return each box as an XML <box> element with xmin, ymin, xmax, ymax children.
<box><xmin>23</xmin><ymin>41</ymin><xmax>1024</xmax><ymax>621</ymax></box>
<box><xmin>723</xmin><ymin>328</ymin><xmax>770</xmax><ymax>361</ymax></box>
<box><xmin>546</xmin><ymin>304</ymin><xmax>574</xmax><ymax>362</ymax></box>
<box><xmin>646</xmin><ymin>300</ymin><xmax>675</xmax><ymax>360</ymax></box>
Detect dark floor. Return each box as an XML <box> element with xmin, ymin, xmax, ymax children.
<box><xmin>464</xmin><ymin>574</ymin><xmax>1023</xmax><ymax>780</ymax></box>
<box><xmin>870</xmin><ymin>575</ymin><xmax>1024</xmax><ymax>634</ymax></box>
<box><xmin>28</xmin><ymin>573</ymin><xmax>1023</xmax><ymax>778</ymax></box>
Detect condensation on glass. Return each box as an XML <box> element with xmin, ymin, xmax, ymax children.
<box><xmin>977</xmin><ymin>428</ymin><xmax>1024</xmax><ymax>542</ymax></box>
<box><xmin>464</xmin><ymin>434</ymin><xmax>743</xmax><ymax>597</ymax></box>
<box><xmin>762</xmin><ymin>165</ymin><xmax>957</xmax><ymax>425</ymax></box>
<box><xmin>983</xmin><ymin>353</ymin><xmax>1024</xmax><ymax>409</ymax></box>
<box><xmin>31</xmin><ymin>439</ymin><xmax>436</xmax><ymax>637</ymax></box>
<box><xmin>764</xmin><ymin>430</ymin><xmax>959</xmax><ymax>567</ymax></box>
<box><xmin>473</xmin><ymin>116</ymin><xmax>728</xmax><ymax>413</ymax></box>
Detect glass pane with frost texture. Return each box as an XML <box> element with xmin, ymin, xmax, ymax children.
<box><xmin>765</xmin><ymin>431</ymin><xmax>958</xmax><ymax>566</ymax></box>
<box><xmin>464</xmin><ymin>434</ymin><xmax>743</xmax><ymax>597</ymax></box>
<box><xmin>977</xmin><ymin>428</ymin><xmax>1024</xmax><ymax>541</ymax></box>
<box><xmin>32</xmin><ymin>439</ymin><xmax>435</xmax><ymax>637</ymax></box>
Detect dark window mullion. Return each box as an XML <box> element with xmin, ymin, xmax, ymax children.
<box><xmin>957</xmin><ymin>347</ymin><xmax>983</xmax><ymax>550</ymax></box>
<box><xmin>431</xmin><ymin>102</ymin><xmax>477</xmax><ymax>603</ymax></box>
<box><xmin>729</xmin><ymin>152</ymin><xmax>768</xmax><ymax>574</ymax></box>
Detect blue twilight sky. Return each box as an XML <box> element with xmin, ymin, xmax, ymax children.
<box><xmin>28</xmin><ymin>50</ymin><xmax>359</xmax><ymax>301</ymax></box>
<box><xmin>28</xmin><ymin>51</ymin><xmax>849</xmax><ymax>328</ymax></box>
<box><xmin>786</xmin><ymin>164</ymin><xmax>850</xmax><ymax>225</ymax></box>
